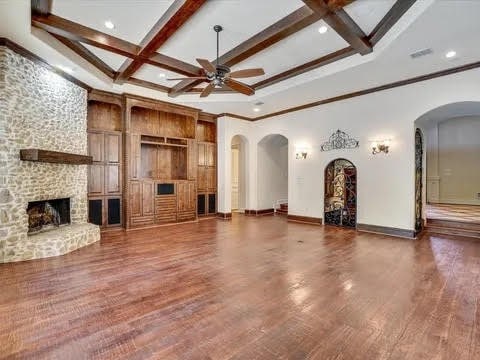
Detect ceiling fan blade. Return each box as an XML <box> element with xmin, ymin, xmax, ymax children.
<box><xmin>200</xmin><ymin>82</ymin><xmax>216</xmax><ymax>98</ymax></box>
<box><xmin>224</xmin><ymin>79</ymin><xmax>255</xmax><ymax>96</ymax></box>
<box><xmin>229</xmin><ymin>68</ymin><xmax>265</xmax><ymax>78</ymax></box>
<box><xmin>196</xmin><ymin>58</ymin><xmax>216</xmax><ymax>73</ymax></box>
<box><xmin>167</xmin><ymin>77</ymin><xmax>207</xmax><ymax>81</ymax></box>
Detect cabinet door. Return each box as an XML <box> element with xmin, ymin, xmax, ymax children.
<box><xmin>88</xmin><ymin>132</ymin><xmax>104</xmax><ymax>162</ymax></box>
<box><xmin>206</xmin><ymin>144</ymin><xmax>216</xmax><ymax>167</ymax></box>
<box><xmin>207</xmin><ymin>167</ymin><xmax>216</xmax><ymax>191</ymax></box>
<box><xmin>105</xmin><ymin>133</ymin><xmax>121</xmax><ymax>163</ymax></box>
<box><xmin>107</xmin><ymin>197</ymin><xmax>121</xmax><ymax>226</ymax></box>
<box><xmin>208</xmin><ymin>193</ymin><xmax>216</xmax><ymax>214</ymax></box>
<box><xmin>198</xmin><ymin>167</ymin><xmax>207</xmax><ymax>192</ymax></box>
<box><xmin>130</xmin><ymin>134</ymin><xmax>141</xmax><ymax>179</ymax></box>
<box><xmin>105</xmin><ymin>164</ymin><xmax>120</xmax><ymax>194</ymax></box>
<box><xmin>178</xmin><ymin>182</ymin><xmax>196</xmax><ymax>212</ymax></box>
<box><xmin>88</xmin><ymin>164</ymin><xmax>104</xmax><ymax>194</ymax></box>
<box><xmin>130</xmin><ymin>181</ymin><xmax>142</xmax><ymax>217</ymax></box>
<box><xmin>142</xmin><ymin>181</ymin><xmax>155</xmax><ymax>216</ymax></box>
<box><xmin>198</xmin><ymin>143</ymin><xmax>206</xmax><ymax>166</ymax></box>
<box><xmin>88</xmin><ymin>198</ymin><xmax>103</xmax><ymax>226</ymax></box>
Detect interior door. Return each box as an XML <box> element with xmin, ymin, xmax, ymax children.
<box><xmin>231</xmin><ymin>147</ymin><xmax>239</xmax><ymax>210</ymax></box>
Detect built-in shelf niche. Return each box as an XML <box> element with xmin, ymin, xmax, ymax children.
<box><xmin>197</xmin><ymin>120</ymin><xmax>216</xmax><ymax>143</ymax></box>
<box><xmin>140</xmin><ymin>136</ymin><xmax>187</xmax><ymax>180</ymax></box>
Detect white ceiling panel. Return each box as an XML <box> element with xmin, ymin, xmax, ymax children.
<box><xmin>160</xmin><ymin>0</ymin><xmax>305</xmax><ymax>65</ymax></box>
<box><xmin>134</xmin><ymin>63</ymin><xmax>187</xmax><ymax>87</ymax></box>
<box><xmin>234</xmin><ymin>19</ymin><xmax>349</xmax><ymax>85</ymax></box>
<box><xmin>52</xmin><ymin>0</ymin><xmax>175</xmax><ymax>45</ymax></box>
<box><xmin>344</xmin><ymin>0</ymin><xmax>396</xmax><ymax>35</ymax></box>
<box><xmin>82</xmin><ymin>44</ymin><xmax>128</xmax><ymax>71</ymax></box>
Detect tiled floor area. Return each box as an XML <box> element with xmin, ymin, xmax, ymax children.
<box><xmin>426</xmin><ymin>203</ymin><xmax>480</xmax><ymax>223</ymax></box>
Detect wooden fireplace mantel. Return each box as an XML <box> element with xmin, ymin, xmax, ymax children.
<box><xmin>20</xmin><ymin>149</ymin><xmax>93</xmax><ymax>165</ymax></box>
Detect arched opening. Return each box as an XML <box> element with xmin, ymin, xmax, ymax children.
<box><xmin>415</xmin><ymin>128</ymin><xmax>424</xmax><ymax>233</ymax></box>
<box><xmin>324</xmin><ymin>159</ymin><xmax>357</xmax><ymax>228</ymax></box>
<box><xmin>257</xmin><ymin>134</ymin><xmax>288</xmax><ymax>214</ymax></box>
<box><xmin>231</xmin><ymin>135</ymin><xmax>248</xmax><ymax>212</ymax></box>
<box><xmin>415</xmin><ymin>101</ymin><xmax>480</xmax><ymax>225</ymax></box>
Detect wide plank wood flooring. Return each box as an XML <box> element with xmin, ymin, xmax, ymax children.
<box><xmin>1</xmin><ymin>215</ymin><xmax>479</xmax><ymax>359</ymax></box>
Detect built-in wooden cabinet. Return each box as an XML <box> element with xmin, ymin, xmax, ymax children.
<box><xmin>197</xmin><ymin>119</ymin><xmax>217</xmax><ymax>217</ymax></box>
<box><xmin>87</xmin><ymin>97</ymin><xmax>123</xmax><ymax>229</ymax></box>
<box><xmin>87</xmin><ymin>92</ymin><xmax>217</xmax><ymax>230</ymax></box>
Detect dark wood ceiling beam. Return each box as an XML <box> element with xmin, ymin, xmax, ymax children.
<box><xmin>115</xmin><ymin>0</ymin><xmax>207</xmax><ymax>84</ymax></box>
<box><xmin>168</xmin><ymin>5</ymin><xmax>326</xmax><ymax>97</ymax></box>
<box><xmin>32</xmin><ymin>13</ymin><xmax>140</xmax><ymax>58</ymax></box>
<box><xmin>146</xmin><ymin>53</ymin><xmax>201</xmax><ymax>77</ymax></box>
<box><xmin>31</xmin><ymin>13</ymin><xmax>202</xmax><ymax>77</ymax></box>
<box><xmin>369</xmin><ymin>0</ymin><xmax>417</xmax><ymax>46</ymax></box>
<box><xmin>302</xmin><ymin>0</ymin><xmax>372</xmax><ymax>55</ymax></box>
<box><xmin>254</xmin><ymin>46</ymin><xmax>356</xmax><ymax>89</ymax></box>
<box><xmin>51</xmin><ymin>35</ymin><xmax>116</xmax><ymax>79</ymax></box>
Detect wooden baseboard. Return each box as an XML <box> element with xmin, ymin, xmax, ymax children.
<box><xmin>216</xmin><ymin>212</ymin><xmax>232</xmax><ymax>220</ymax></box>
<box><xmin>357</xmin><ymin>223</ymin><xmax>415</xmax><ymax>239</ymax></box>
<box><xmin>287</xmin><ymin>214</ymin><xmax>322</xmax><ymax>225</ymax></box>
<box><xmin>245</xmin><ymin>209</ymin><xmax>274</xmax><ymax>216</ymax></box>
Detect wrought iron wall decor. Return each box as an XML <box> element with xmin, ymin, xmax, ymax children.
<box><xmin>320</xmin><ymin>130</ymin><xmax>359</xmax><ymax>151</ymax></box>
<box><xmin>324</xmin><ymin>159</ymin><xmax>357</xmax><ymax>228</ymax></box>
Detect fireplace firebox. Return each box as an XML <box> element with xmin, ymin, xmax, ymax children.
<box><xmin>27</xmin><ymin>198</ymin><xmax>71</xmax><ymax>234</ymax></box>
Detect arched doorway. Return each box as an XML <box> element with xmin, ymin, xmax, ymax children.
<box><xmin>324</xmin><ymin>159</ymin><xmax>357</xmax><ymax>228</ymax></box>
<box><xmin>415</xmin><ymin>129</ymin><xmax>424</xmax><ymax>233</ymax></box>
<box><xmin>231</xmin><ymin>135</ymin><xmax>248</xmax><ymax>212</ymax></box>
<box><xmin>257</xmin><ymin>134</ymin><xmax>288</xmax><ymax>213</ymax></box>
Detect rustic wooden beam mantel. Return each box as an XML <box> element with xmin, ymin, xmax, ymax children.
<box><xmin>20</xmin><ymin>149</ymin><xmax>93</xmax><ymax>165</ymax></box>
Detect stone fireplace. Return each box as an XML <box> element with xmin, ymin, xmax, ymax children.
<box><xmin>27</xmin><ymin>198</ymin><xmax>71</xmax><ymax>234</ymax></box>
<box><xmin>0</xmin><ymin>45</ymin><xmax>100</xmax><ymax>263</ymax></box>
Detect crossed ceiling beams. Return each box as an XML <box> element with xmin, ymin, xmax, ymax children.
<box><xmin>31</xmin><ymin>0</ymin><xmax>416</xmax><ymax>97</ymax></box>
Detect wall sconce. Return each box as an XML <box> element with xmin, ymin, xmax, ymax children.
<box><xmin>371</xmin><ymin>140</ymin><xmax>390</xmax><ymax>155</ymax></box>
<box><xmin>295</xmin><ymin>146</ymin><xmax>309</xmax><ymax>160</ymax></box>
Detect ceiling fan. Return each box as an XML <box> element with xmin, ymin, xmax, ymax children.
<box><xmin>167</xmin><ymin>25</ymin><xmax>265</xmax><ymax>97</ymax></box>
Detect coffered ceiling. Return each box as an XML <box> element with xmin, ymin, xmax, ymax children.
<box><xmin>1</xmin><ymin>0</ymin><xmax>479</xmax><ymax>118</ymax></box>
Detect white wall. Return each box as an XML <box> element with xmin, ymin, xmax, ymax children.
<box><xmin>217</xmin><ymin>67</ymin><xmax>480</xmax><ymax>230</ymax></box>
<box><xmin>257</xmin><ymin>135</ymin><xmax>288</xmax><ymax>209</ymax></box>
<box><xmin>437</xmin><ymin>116</ymin><xmax>480</xmax><ymax>204</ymax></box>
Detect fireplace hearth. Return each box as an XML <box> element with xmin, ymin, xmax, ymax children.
<box><xmin>27</xmin><ymin>198</ymin><xmax>71</xmax><ymax>234</ymax></box>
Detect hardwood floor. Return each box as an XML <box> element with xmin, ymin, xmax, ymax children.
<box><xmin>1</xmin><ymin>215</ymin><xmax>479</xmax><ymax>359</ymax></box>
<box><xmin>427</xmin><ymin>203</ymin><xmax>480</xmax><ymax>223</ymax></box>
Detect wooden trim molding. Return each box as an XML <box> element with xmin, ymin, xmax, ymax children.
<box><xmin>244</xmin><ymin>209</ymin><xmax>275</xmax><ymax>216</ymax></box>
<box><xmin>20</xmin><ymin>149</ymin><xmax>93</xmax><ymax>165</ymax></box>
<box><xmin>287</xmin><ymin>214</ymin><xmax>322</xmax><ymax>225</ymax></box>
<box><xmin>357</xmin><ymin>223</ymin><xmax>415</xmax><ymax>239</ymax></box>
<box><xmin>216</xmin><ymin>212</ymin><xmax>232</xmax><ymax>220</ymax></box>
<box><xmin>0</xmin><ymin>37</ymin><xmax>91</xmax><ymax>90</ymax></box>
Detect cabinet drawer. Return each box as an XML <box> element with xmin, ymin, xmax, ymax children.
<box><xmin>130</xmin><ymin>216</ymin><xmax>154</xmax><ymax>227</ymax></box>
<box><xmin>178</xmin><ymin>211</ymin><xmax>196</xmax><ymax>222</ymax></box>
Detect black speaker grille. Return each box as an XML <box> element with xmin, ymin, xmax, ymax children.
<box><xmin>89</xmin><ymin>199</ymin><xmax>102</xmax><ymax>226</ymax></box>
<box><xmin>108</xmin><ymin>198</ymin><xmax>121</xmax><ymax>225</ymax></box>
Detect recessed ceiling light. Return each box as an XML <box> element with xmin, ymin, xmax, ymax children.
<box><xmin>158</xmin><ymin>73</ymin><xmax>166</xmax><ymax>78</ymax></box>
<box><xmin>253</xmin><ymin>107</ymin><xmax>260</xmax><ymax>112</ymax></box>
<box><xmin>104</xmin><ymin>20</ymin><xmax>115</xmax><ymax>30</ymax></box>
<box><xmin>57</xmin><ymin>65</ymin><xmax>73</xmax><ymax>74</ymax></box>
<box><xmin>445</xmin><ymin>50</ymin><xmax>456</xmax><ymax>59</ymax></box>
<box><xmin>318</xmin><ymin>26</ymin><xmax>328</xmax><ymax>34</ymax></box>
